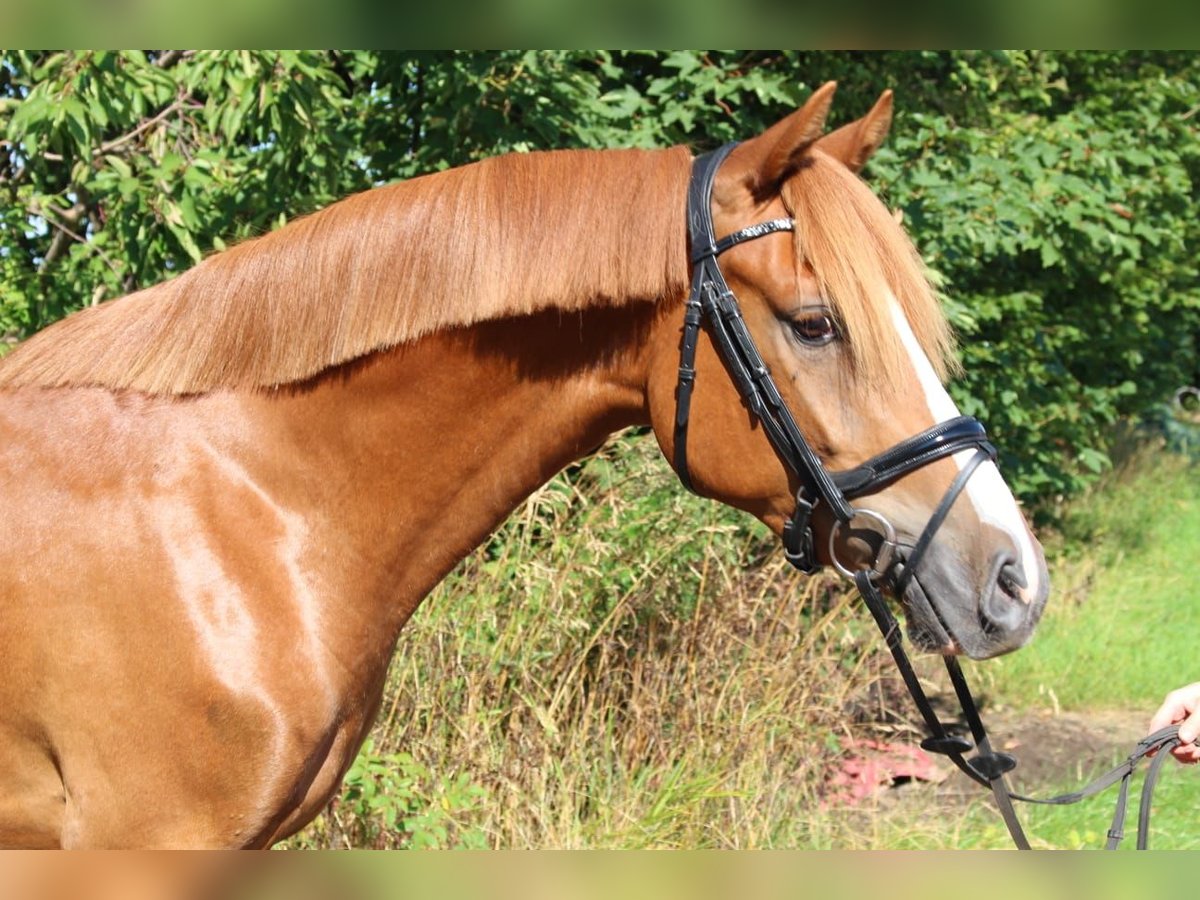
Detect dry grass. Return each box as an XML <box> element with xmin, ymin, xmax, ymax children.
<box><xmin>284</xmin><ymin>430</ymin><xmax>899</xmax><ymax>849</ymax></box>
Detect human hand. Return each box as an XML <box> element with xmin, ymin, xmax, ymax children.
<box><xmin>1149</xmin><ymin>683</ymin><xmax>1200</xmax><ymax>764</ymax></box>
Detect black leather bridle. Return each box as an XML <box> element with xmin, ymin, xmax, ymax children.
<box><xmin>674</xmin><ymin>142</ymin><xmax>1185</xmax><ymax>850</ymax></box>
<box><xmin>675</xmin><ymin>143</ymin><xmax>996</xmax><ymax>579</ymax></box>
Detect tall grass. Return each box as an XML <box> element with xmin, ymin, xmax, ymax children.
<box><xmin>285</xmin><ymin>431</ymin><xmax>1199</xmax><ymax>849</ymax></box>
<box><xmin>284</xmin><ymin>430</ymin><xmax>892</xmax><ymax>849</ymax></box>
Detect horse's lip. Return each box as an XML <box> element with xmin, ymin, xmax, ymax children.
<box><xmin>896</xmin><ymin>560</ymin><xmax>961</xmax><ymax>655</ymax></box>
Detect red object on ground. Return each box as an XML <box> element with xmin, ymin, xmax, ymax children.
<box><xmin>824</xmin><ymin>738</ymin><xmax>947</xmax><ymax>806</ymax></box>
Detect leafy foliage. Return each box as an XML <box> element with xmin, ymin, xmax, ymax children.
<box><xmin>865</xmin><ymin>53</ymin><xmax>1200</xmax><ymax>505</ymax></box>
<box><xmin>2</xmin><ymin>50</ymin><xmax>1196</xmax><ymax>506</ymax></box>
<box><xmin>290</xmin><ymin>738</ymin><xmax>487</xmax><ymax>849</ymax></box>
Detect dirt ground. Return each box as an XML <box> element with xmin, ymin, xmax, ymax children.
<box><xmin>966</xmin><ymin>707</ymin><xmax>1151</xmax><ymax>795</ymax></box>
<box><xmin>835</xmin><ymin>660</ymin><xmax>1159</xmax><ymax>819</ymax></box>
<box><xmin>857</xmin><ymin>654</ymin><xmax>1156</xmax><ymax>792</ymax></box>
<box><xmin>856</xmin><ymin>704</ymin><xmax>1160</xmax><ymax>842</ymax></box>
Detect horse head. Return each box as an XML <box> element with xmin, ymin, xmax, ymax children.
<box><xmin>647</xmin><ymin>83</ymin><xmax>1049</xmax><ymax>659</ymax></box>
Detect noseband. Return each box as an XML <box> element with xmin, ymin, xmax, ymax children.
<box><xmin>673</xmin><ymin>142</ymin><xmax>1184</xmax><ymax>849</ymax></box>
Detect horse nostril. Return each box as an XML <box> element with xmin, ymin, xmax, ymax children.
<box><xmin>981</xmin><ymin>557</ymin><xmax>1027</xmax><ymax>634</ymax></box>
<box><xmin>997</xmin><ymin>562</ymin><xmax>1024</xmax><ymax>600</ymax></box>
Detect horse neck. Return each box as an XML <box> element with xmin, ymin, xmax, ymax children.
<box><xmin>255</xmin><ymin>302</ymin><xmax>663</xmax><ymax>630</ymax></box>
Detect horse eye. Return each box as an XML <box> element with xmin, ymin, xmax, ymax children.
<box><xmin>790</xmin><ymin>311</ymin><xmax>838</xmax><ymax>346</ymax></box>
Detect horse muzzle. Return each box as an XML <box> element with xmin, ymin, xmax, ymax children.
<box><xmin>899</xmin><ymin>543</ymin><xmax>1050</xmax><ymax>659</ymax></box>
<box><xmin>828</xmin><ymin>503</ymin><xmax>1049</xmax><ymax>659</ymax></box>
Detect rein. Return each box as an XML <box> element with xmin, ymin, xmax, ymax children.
<box><xmin>676</xmin><ymin>142</ymin><xmax>1185</xmax><ymax>850</ymax></box>
<box><xmin>857</xmin><ymin>568</ymin><xmax>1183</xmax><ymax>850</ymax></box>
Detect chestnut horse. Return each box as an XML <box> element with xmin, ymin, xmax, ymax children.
<box><xmin>0</xmin><ymin>83</ymin><xmax>1048</xmax><ymax>847</ymax></box>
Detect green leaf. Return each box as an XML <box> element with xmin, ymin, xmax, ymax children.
<box><xmin>166</xmin><ymin>222</ymin><xmax>203</xmax><ymax>263</ymax></box>
<box><xmin>1076</xmin><ymin>447</ymin><xmax>1110</xmax><ymax>474</ymax></box>
<box><xmin>105</xmin><ymin>154</ymin><xmax>132</xmax><ymax>179</ymax></box>
<box><xmin>662</xmin><ymin>51</ymin><xmax>701</xmax><ymax>77</ymax></box>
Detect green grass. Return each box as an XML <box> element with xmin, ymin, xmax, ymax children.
<box><xmin>987</xmin><ymin>449</ymin><xmax>1200</xmax><ymax>711</ymax></box>
<box><xmin>989</xmin><ymin>775</ymin><xmax>1200</xmax><ymax>851</ymax></box>
<box><xmin>883</xmin><ymin>754</ymin><xmax>1200</xmax><ymax>850</ymax></box>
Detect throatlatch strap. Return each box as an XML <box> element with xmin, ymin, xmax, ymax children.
<box><xmin>673</xmin><ymin>276</ymin><xmax>707</xmax><ymax>494</ymax></box>
<box><xmin>675</xmin><ymin>143</ymin><xmax>739</xmax><ymax>496</ymax></box>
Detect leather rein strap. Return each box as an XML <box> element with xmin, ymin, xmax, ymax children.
<box><xmin>858</xmin><ymin>568</ymin><xmax>1183</xmax><ymax>850</ymax></box>
<box><xmin>674</xmin><ymin>142</ymin><xmax>1186</xmax><ymax>849</ymax></box>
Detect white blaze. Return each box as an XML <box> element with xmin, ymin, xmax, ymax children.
<box><xmin>888</xmin><ymin>299</ymin><xmax>1041</xmax><ymax>601</ymax></box>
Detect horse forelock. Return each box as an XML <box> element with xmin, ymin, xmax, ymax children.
<box><xmin>0</xmin><ymin>147</ymin><xmax>691</xmax><ymax>395</ymax></box>
<box><xmin>781</xmin><ymin>150</ymin><xmax>957</xmax><ymax>394</ymax></box>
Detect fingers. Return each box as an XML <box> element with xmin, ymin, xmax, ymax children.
<box><xmin>1150</xmin><ymin>683</ymin><xmax>1200</xmax><ymax>732</ymax></box>
<box><xmin>1178</xmin><ymin>707</ymin><xmax>1200</xmax><ymax>745</ymax></box>
<box><xmin>1149</xmin><ymin>701</ymin><xmax>1183</xmax><ymax>734</ymax></box>
<box><xmin>1150</xmin><ymin>683</ymin><xmax>1200</xmax><ymax>765</ymax></box>
<box><xmin>1172</xmin><ymin>726</ymin><xmax>1200</xmax><ymax>763</ymax></box>
<box><xmin>1172</xmin><ymin>742</ymin><xmax>1200</xmax><ymax>764</ymax></box>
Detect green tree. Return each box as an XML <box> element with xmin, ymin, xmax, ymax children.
<box><xmin>2</xmin><ymin>51</ymin><xmax>1196</xmax><ymax>506</ymax></box>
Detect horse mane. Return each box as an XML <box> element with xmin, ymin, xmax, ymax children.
<box><xmin>0</xmin><ymin>147</ymin><xmax>691</xmax><ymax>394</ymax></box>
<box><xmin>0</xmin><ymin>142</ymin><xmax>951</xmax><ymax>398</ymax></box>
<box><xmin>784</xmin><ymin>149</ymin><xmax>956</xmax><ymax>391</ymax></box>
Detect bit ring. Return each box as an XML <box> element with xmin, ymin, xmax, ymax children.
<box><xmin>829</xmin><ymin>508</ymin><xmax>899</xmax><ymax>582</ymax></box>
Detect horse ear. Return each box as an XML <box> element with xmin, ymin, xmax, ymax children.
<box><xmin>816</xmin><ymin>89</ymin><xmax>894</xmax><ymax>174</ymax></box>
<box><xmin>732</xmin><ymin>81</ymin><xmax>837</xmax><ymax>202</ymax></box>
